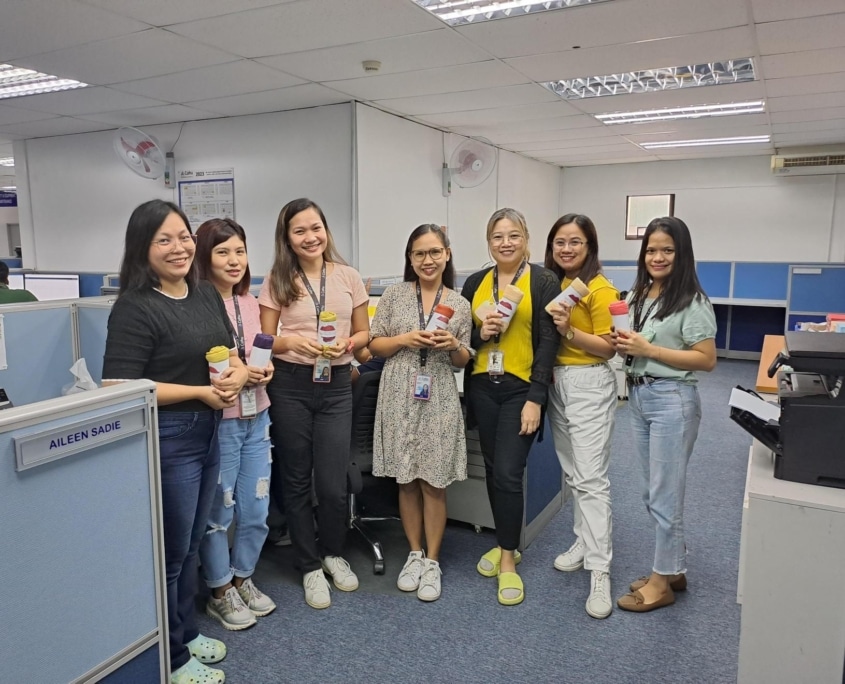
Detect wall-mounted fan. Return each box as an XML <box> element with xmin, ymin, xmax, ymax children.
<box><xmin>113</xmin><ymin>126</ymin><xmax>166</xmax><ymax>179</ymax></box>
<box><xmin>442</xmin><ymin>137</ymin><xmax>498</xmax><ymax>197</ymax></box>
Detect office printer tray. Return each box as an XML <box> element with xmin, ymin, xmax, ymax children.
<box><xmin>730</xmin><ymin>407</ymin><xmax>783</xmax><ymax>456</ymax></box>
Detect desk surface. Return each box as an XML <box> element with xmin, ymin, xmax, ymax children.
<box><xmin>755</xmin><ymin>334</ymin><xmax>784</xmax><ymax>394</ymax></box>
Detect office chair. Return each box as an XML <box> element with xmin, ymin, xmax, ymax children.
<box><xmin>348</xmin><ymin>370</ymin><xmax>396</xmax><ymax>574</ymax></box>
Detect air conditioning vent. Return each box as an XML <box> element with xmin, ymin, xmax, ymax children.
<box><xmin>772</xmin><ymin>152</ymin><xmax>845</xmax><ymax>176</ymax></box>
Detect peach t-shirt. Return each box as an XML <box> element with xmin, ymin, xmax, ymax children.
<box><xmin>258</xmin><ymin>263</ymin><xmax>368</xmax><ymax>366</ymax></box>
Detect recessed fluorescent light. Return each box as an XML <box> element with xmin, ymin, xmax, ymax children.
<box><xmin>596</xmin><ymin>101</ymin><xmax>765</xmax><ymax>125</ymax></box>
<box><xmin>411</xmin><ymin>0</ymin><xmax>613</xmax><ymax>26</ymax></box>
<box><xmin>0</xmin><ymin>157</ymin><xmax>14</xmax><ymax>167</ymax></box>
<box><xmin>0</xmin><ymin>187</ymin><xmax>16</xmax><ymax>191</ymax></box>
<box><xmin>544</xmin><ymin>58</ymin><xmax>756</xmax><ymax>100</ymax></box>
<box><xmin>640</xmin><ymin>135</ymin><xmax>771</xmax><ymax>150</ymax></box>
<box><xmin>0</xmin><ymin>64</ymin><xmax>88</xmax><ymax>100</ymax></box>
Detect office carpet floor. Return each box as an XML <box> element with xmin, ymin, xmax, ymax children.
<box><xmin>192</xmin><ymin>359</ymin><xmax>756</xmax><ymax>684</ymax></box>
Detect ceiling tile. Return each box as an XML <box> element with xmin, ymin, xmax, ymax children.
<box><xmin>774</xmin><ymin>131</ymin><xmax>845</xmax><ymax>146</ymax></box>
<box><xmin>1</xmin><ymin>87</ymin><xmax>167</xmax><ymax>116</ymax></box>
<box><xmin>257</xmin><ymin>29</ymin><xmax>490</xmax><ymax>82</ymax></box>
<box><xmin>326</xmin><ymin>61</ymin><xmax>528</xmax><ymax>101</ymax></box>
<box><xmin>771</xmin><ymin>118</ymin><xmax>845</xmax><ymax>133</ymax></box>
<box><xmin>416</xmin><ymin>102</ymin><xmax>581</xmax><ymax>128</ymax></box>
<box><xmin>505</xmin><ymin>27</ymin><xmax>755</xmax><ymax>82</ymax></box>
<box><xmin>770</xmin><ymin>106</ymin><xmax>845</xmax><ymax>124</ymax></box>
<box><xmin>0</xmin><ymin>0</ymin><xmax>148</xmax><ymax>62</ymax></box>
<box><xmin>12</xmin><ymin>29</ymin><xmax>238</xmax><ymax>86</ymax></box>
<box><xmin>0</xmin><ymin>116</ymin><xmax>112</xmax><ymax>138</ymax></box>
<box><xmin>112</xmin><ymin>60</ymin><xmax>305</xmax><ymax>103</ymax></box>
<box><xmin>0</xmin><ymin>106</ymin><xmax>57</xmax><ymax>126</ymax></box>
<box><xmin>80</xmin><ymin>104</ymin><xmax>220</xmax><ymax>126</ymax></box>
<box><xmin>79</xmin><ymin>0</ymin><xmax>293</xmax><ymax>26</ymax></box>
<box><xmin>167</xmin><ymin>0</ymin><xmax>443</xmax><ymax>59</ymax></box>
<box><xmin>487</xmin><ymin>126</ymin><xmax>623</xmax><ymax>145</ymax></box>
<box><xmin>768</xmin><ymin>92</ymin><xmax>845</xmax><ymax>113</ymax></box>
<box><xmin>559</xmin><ymin>156</ymin><xmax>660</xmax><ymax>166</ymax></box>
<box><xmin>762</xmin><ymin>47</ymin><xmax>845</xmax><ymax>80</ymax></box>
<box><xmin>456</xmin><ymin>0</ymin><xmax>749</xmax><ymax>59</ymax></box>
<box><xmin>189</xmin><ymin>84</ymin><xmax>350</xmax><ymax>117</ymax></box>
<box><xmin>375</xmin><ymin>84</ymin><xmax>557</xmax><ymax>116</ymax></box>
<box><xmin>531</xmin><ymin>142</ymin><xmax>641</xmax><ymax>159</ymax></box>
<box><xmin>504</xmin><ymin>135</ymin><xmax>629</xmax><ymax>152</ymax></box>
<box><xmin>756</xmin><ymin>13</ymin><xmax>845</xmax><ymax>55</ymax></box>
<box><xmin>765</xmin><ymin>72</ymin><xmax>845</xmax><ymax>98</ymax></box>
<box><xmin>750</xmin><ymin>0</ymin><xmax>845</xmax><ymax>23</ymax></box>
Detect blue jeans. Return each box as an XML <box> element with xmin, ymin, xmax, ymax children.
<box><xmin>628</xmin><ymin>380</ymin><xmax>701</xmax><ymax>575</ymax></box>
<box><xmin>158</xmin><ymin>410</ymin><xmax>221</xmax><ymax>671</ymax></box>
<box><xmin>199</xmin><ymin>409</ymin><xmax>272</xmax><ymax>588</ymax></box>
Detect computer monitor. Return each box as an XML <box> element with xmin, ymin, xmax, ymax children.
<box><xmin>7</xmin><ymin>274</ymin><xmax>24</xmax><ymax>289</ymax></box>
<box><xmin>23</xmin><ymin>274</ymin><xmax>80</xmax><ymax>301</ymax></box>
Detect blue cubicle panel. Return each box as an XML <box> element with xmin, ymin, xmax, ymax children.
<box><xmin>713</xmin><ymin>305</ymin><xmax>729</xmax><ymax>349</ymax></box>
<box><xmin>0</xmin><ymin>302</ymin><xmax>75</xmax><ymax>405</ymax></box>
<box><xmin>79</xmin><ymin>273</ymin><xmax>109</xmax><ymax>297</ymax></box>
<box><xmin>76</xmin><ymin>299</ymin><xmax>115</xmax><ymax>385</ymax></box>
<box><xmin>525</xmin><ymin>417</ymin><xmax>562</xmax><ymax>524</ymax></box>
<box><xmin>602</xmin><ymin>266</ymin><xmax>636</xmax><ymax>293</ymax></box>
<box><xmin>697</xmin><ymin>262</ymin><xmax>731</xmax><ymax>299</ymax></box>
<box><xmin>730</xmin><ymin>305</ymin><xmax>789</xmax><ymax>352</ymax></box>
<box><xmin>0</xmin><ymin>383</ymin><xmax>165</xmax><ymax>683</ymax></box>
<box><xmin>788</xmin><ymin>266</ymin><xmax>845</xmax><ymax>314</ymax></box>
<box><xmin>733</xmin><ymin>263</ymin><xmax>790</xmax><ymax>301</ymax></box>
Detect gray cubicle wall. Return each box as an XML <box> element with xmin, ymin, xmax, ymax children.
<box><xmin>0</xmin><ymin>381</ymin><xmax>167</xmax><ymax>683</ymax></box>
<box><xmin>0</xmin><ymin>300</ymin><xmax>77</xmax><ymax>405</ymax></box>
<box><xmin>76</xmin><ymin>296</ymin><xmax>116</xmax><ymax>385</ymax></box>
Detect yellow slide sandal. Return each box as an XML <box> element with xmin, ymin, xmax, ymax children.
<box><xmin>497</xmin><ymin>571</ymin><xmax>524</xmax><ymax>606</ymax></box>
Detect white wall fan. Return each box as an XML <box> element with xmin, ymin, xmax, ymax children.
<box><xmin>113</xmin><ymin>126</ymin><xmax>166</xmax><ymax>180</ymax></box>
<box><xmin>442</xmin><ymin>137</ymin><xmax>498</xmax><ymax>197</ymax></box>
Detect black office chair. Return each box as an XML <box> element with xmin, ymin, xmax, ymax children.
<box><xmin>348</xmin><ymin>370</ymin><xmax>396</xmax><ymax>574</ymax></box>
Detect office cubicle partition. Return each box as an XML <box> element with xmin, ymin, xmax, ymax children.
<box><xmin>76</xmin><ymin>296</ymin><xmax>116</xmax><ymax>385</ymax></box>
<box><xmin>0</xmin><ymin>381</ymin><xmax>167</xmax><ymax>683</ymax></box>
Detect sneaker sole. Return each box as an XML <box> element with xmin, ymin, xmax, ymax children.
<box><xmin>554</xmin><ymin>558</ymin><xmax>584</xmax><ymax>572</ymax></box>
<box><xmin>322</xmin><ymin>568</ymin><xmax>359</xmax><ymax>592</ymax></box>
<box><xmin>397</xmin><ymin>581</ymin><xmax>420</xmax><ymax>592</ymax></box>
<box><xmin>248</xmin><ymin>603</ymin><xmax>277</xmax><ymax>618</ymax></box>
<box><xmin>306</xmin><ymin>596</ymin><xmax>331</xmax><ymax>609</ymax></box>
<box><xmin>586</xmin><ymin>602</ymin><xmax>612</xmax><ymax>619</ymax></box>
<box><xmin>205</xmin><ymin>605</ymin><xmax>257</xmax><ymax>631</ymax></box>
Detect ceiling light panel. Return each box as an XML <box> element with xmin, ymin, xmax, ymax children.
<box><xmin>0</xmin><ymin>158</ymin><xmax>14</xmax><ymax>167</ymax></box>
<box><xmin>596</xmin><ymin>101</ymin><xmax>765</xmax><ymax>124</ymax></box>
<box><xmin>411</xmin><ymin>0</ymin><xmax>613</xmax><ymax>26</ymax></box>
<box><xmin>544</xmin><ymin>58</ymin><xmax>756</xmax><ymax>100</ymax></box>
<box><xmin>0</xmin><ymin>64</ymin><xmax>88</xmax><ymax>100</ymax></box>
<box><xmin>640</xmin><ymin>135</ymin><xmax>770</xmax><ymax>149</ymax></box>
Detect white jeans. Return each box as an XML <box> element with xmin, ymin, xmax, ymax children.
<box><xmin>548</xmin><ymin>363</ymin><xmax>617</xmax><ymax>572</ymax></box>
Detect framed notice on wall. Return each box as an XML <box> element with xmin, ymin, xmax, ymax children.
<box><xmin>626</xmin><ymin>194</ymin><xmax>674</xmax><ymax>239</ymax></box>
<box><xmin>178</xmin><ymin>168</ymin><xmax>235</xmax><ymax>231</ymax></box>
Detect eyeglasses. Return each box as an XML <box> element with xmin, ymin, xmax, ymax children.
<box><xmin>409</xmin><ymin>247</ymin><xmax>446</xmax><ymax>262</ymax></box>
<box><xmin>553</xmin><ymin>239</ymin><xmax>586</xmax><ymax>249</ymax></box>
<box><xmin>152</xmin><ymin>234</ymin><xmax>197</xmax><ymax>250</ymax></box>
<box><xmin>490</xmin><ymin>233</ymin><xmax>524</xmax><ymax>245</ymax></box>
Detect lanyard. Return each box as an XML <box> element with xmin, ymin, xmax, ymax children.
<box><xmin>415</xmin><ymin>281</ymin><xmax>443</xmax><ymax>368</ymax></box>
<box><xmin>491</xmin><ymin>259</ymin><xmax>527</xmax><ymax>344</ymax></box>
<box><xmin>626</xmin><ymin>290</ymin><xmax>662</xmax><ymax>368</ymax></box>
<box><xmin>298</xmin><ymin>261</ymin><xmax>327</xmax><ymax>334</ymax></box>
<box><xmin>232</xmin><ymin>295</ymin><xmax>246</xmax><ymax>363</ymax></box>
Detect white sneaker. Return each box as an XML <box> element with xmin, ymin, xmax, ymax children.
<box><xmin>554</xmin><ymin>539</ymin><xmax>585</xmax><ymax>572</ymax></box>
<box><xmin>417</xmin><ymin>559</ymin><xmax>442</xmax><ymax>602</ymax></box>
<box><xmin>206</xmin><ymin>586</ymin><xmax>257</xmax><ymax>631</ymax></box>
<box><xmin>586</xmin><ymin>570</ymin><xmax>612</xmax><ymax>619</ymax></box>
<box><xmin>303</xmin><ymin>568</ymin><xmax>331</xmax><ymax>609</ymax></box>
<box><xmin>397</xmin><ymin>551</ymin><xmax>426</xmax><ymax>592</ymax></box>
<box><xmin>321</xmin><ymin>555</ymin><xmax>359</xmax><ymax>591</ymax></box>
<box><xmin>237</xmin><ymin>577</ymin><xmax>276</xmax><ymax>617</ymax></box>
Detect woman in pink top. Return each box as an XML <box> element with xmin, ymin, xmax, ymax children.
<box><xmin>259</xmin><ymin>198</ymin><xmax>370</xmax><ymax>609</ymax></box>
<box><xmin>195</xmin><ymin>218</ymin><xmax>277</xmax><ymax>632</ymax></box>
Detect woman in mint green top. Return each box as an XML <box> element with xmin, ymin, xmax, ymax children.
<box><xmin>612</xmin><ymin>216</ymin><xmax>716</xmax><ymax>614</ymax></box>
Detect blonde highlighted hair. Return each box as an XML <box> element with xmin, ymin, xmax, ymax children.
<box><xmin>486</xmin><ymin>207</ymin><xmax>531</xmax><ymax>261</ymax></box>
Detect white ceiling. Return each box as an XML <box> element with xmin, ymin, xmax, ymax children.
<box><xmin>0</xmin><ymin>0</ymin><xmax>844</xmax><ymax>174</ymax></box>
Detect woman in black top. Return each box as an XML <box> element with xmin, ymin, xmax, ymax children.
<box><xmin>103</xmin><ymin>200</ymin><xmax>248</xmax><ymax>684</ymax></box>
<box><xmin>461</xmin><ymin>207</ymin><xmax>560</xmax><ymax>606</ymax></box>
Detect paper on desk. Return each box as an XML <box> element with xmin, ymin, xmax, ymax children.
<box><xmin>729</xmin><ymin>387</ymin><xmax>780</xmax><ymax>423</ymax></box>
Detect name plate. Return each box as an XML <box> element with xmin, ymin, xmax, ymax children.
<box><xmin>15</xmin><ymin>406</ymin><xmax>148</xmax><ymax>471</ymax></box>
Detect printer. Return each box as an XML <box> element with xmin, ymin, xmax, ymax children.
<box><xmin>731</xmin><ymin>331</ymin><xmax>845</xmax><ymax>489</ymax></box>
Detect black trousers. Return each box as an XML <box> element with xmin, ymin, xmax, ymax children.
<box><xmin>267</xmin><ymin>360</ymin><xmax>352</xmax><ymax>574</ymax></box>
<box><xmin>469</xmin><ymin>373</ymin><xmax>536</xmax><ymax>551</ymax></box>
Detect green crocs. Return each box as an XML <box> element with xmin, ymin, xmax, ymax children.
<box><xmin>171</xmin><ymin>656</ymin><xmax>225</xmax><ymax>684</ymax></box>
<box><xmin>186</xmin><ymin>634</ymin><xmax>227</xmax><ymax>664</ymax></box>
<box><xmin>477</xmin><ymin>547</ymin><xmax>522</xmax><ymax>578</ymax></box>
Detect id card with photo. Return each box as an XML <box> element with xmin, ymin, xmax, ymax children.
<box><xmin>412</xmin><ymin>373</ymin><xmax>432</xmax><ymax>401</ymax></box>
<box><xmin>488</xmin><ymin>350</ymin><xmax>504</xmax><ymax>376</ymax></box>
<box><xmin>313</xmin><ymin>357</ymin><xmax>332</xmax><ymax>383</ymax></box>
<box><xmin>239</xmin><ymin>387</ymin><xmax>258</xmax><ymax>419</ymax></box>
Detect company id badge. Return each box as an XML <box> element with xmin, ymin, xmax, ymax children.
<box><xmin>239</xmin><ymin>387</ymin><xmax>258</xmax><ymax>419</ymax></box>
<box><xmin>488</xmin><ymin>350</ymin><xmax>504</xmax><ymax>376</ymax></box>
<box><xmin>412</xmin><ymin>373</ymin><xmax>432</xmax><ymax>401</ymax></box>
<box><xmin>313</xmin><ymin>357</ymin><xmax>332</xmax><ymax>383</ymax></box>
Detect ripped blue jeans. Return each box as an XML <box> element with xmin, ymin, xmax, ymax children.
<box><xmin>199</xmin><ymin>408</ymin><xmax>272</xmax><ymax>588</ymax></box>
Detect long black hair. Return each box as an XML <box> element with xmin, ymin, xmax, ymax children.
<box><xmin>630</xmin><ymin>216</ymin><xmax>708</xmax><ymax>320</ymax></box>
<box><xmin>544</xmin><ymin>213</ymin><xmax>603</xmax><ymax>284</ymax></box>
<box><xmin>195</xmin><ymin>217</ymin><xmax>252</xmax><ymax>296</ymax></box>
<box><xmin>403</xmin><ymin>224</ymin><xmax>455</xmax><ymax>289</ymax></box>
<box><xmin>118</xmin><ymin>199</ymin><xmax>195</xmax><ymax>295</ymax></box>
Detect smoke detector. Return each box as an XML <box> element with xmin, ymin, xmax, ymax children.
<box><xmin>362</xmin><ymin>60</ymin><xmax>381</xmax><ymax>73</ymax></box>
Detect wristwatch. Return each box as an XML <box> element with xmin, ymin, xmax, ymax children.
<box><xmin>564</xmin><ymin>328</ymin><xmax>575</xmax><ymax>341</ymax></box>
